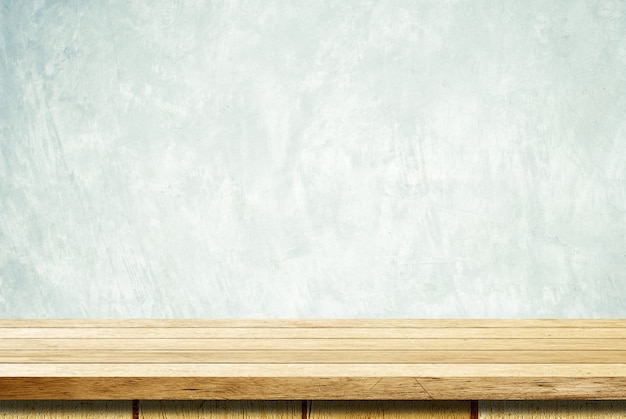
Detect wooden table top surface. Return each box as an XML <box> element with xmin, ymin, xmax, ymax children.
<box><xmin>1</xmin><ymin>319</ymin><xmax>624</xmax><ymax>400</ymax></box>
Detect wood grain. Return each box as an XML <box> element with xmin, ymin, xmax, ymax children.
<box><xmin>3</xmin><ymin>350</ymin><xmax>626</xmax><ymax>363</ymax></box>
<box><xmin>4</xmin><ymin>400</ymin><xmax>626</xmax><ymax>418</ymax></box>
<box><xmin>307</xmin><ymin>401</ymin><xmax>470</xmax><ymax>419</ymax></box>
<box><xmin>139</xmin><ymin>401</ymin><xmax>301</xmax><ymax>419</ymax></box>
<box><xmin>138</xmin><ymin>401</ymin><xmax>471</xmax><ymax>419</ymax></box>
<box><xmin>0</xmin><ymin>401</ymin><xmax>130</xmax><ymax>418</ymax></box>
<box><xmin>0</xmin><ymin>377</ymin><xmax>430</xmax><ymax>399</ymax></box>
<box><xmin>4</xmin><ymin>338</ymin><xmax>625</xmax><ymax>350</ymax></box>
<box><xmin>479</xmin><ymin>401</ymin><xmax>626</xmax><ymax>418</ymax></box>
<box><xmin>1</xmin><ymin>320</ymin><xmax>624</xmax><ymax>399</ymax></box>
<box><xmin>3</xmin><ymin>327</ymin><xmax>626</xmax><ymax>338</ymax></box>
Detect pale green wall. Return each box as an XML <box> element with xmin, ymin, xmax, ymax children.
<box><xmin>1</xmin><ymin>0</ymin><xmax>625</xmax><ymax>317</ymax></box>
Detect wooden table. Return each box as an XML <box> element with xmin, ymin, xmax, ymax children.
<box><xmin>1</xmin><ymin>320</ymin><xmax>624</xmax><ymax>400</ymax></box>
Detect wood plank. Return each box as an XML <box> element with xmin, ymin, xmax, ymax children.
<box><xmin>0</xmin><ymin>350</ymin><xmax>625</xmax><ymax>364</ymax></box>
<box><xmin>307</xmin><ymin>401</ymin><xmax>470</xmax><ymax>419</ymax></box>
<box><xmin>1</xmin><ymin>320</ymin><xmax>625</xmax><ymax>399</ymax></box>
<box><xmin>479</xmin><ymin>401</ymin><xmax>626</xmax><ymax>418</ymax></box>
<box><xmin>0</xmin><ymin>401</ymin><xmax>130</xmax><ymax>418</ymax></box>
<box><xmin>419</xmin><ymin>377</ymin><xmax>626</xmax><ymax>400</ymax></box>
<box><xmin>3</xmin><ymin>363</ymin><xmax>626</xmax><ymax>377</ymax></box>
<box><xmin>2</xmin><ymin>327</ymin><xmax>625</xmax><ymax>338</ymax></box>
<box><xmin>139</xmin><ymin>401</ymin><xmax>301</xmax><ymax>419</ymax></box>
<box><xmin>3</xmin><ymin>376</ymin><xmax>626</xmax><ymax>400</ymax></box>
<box><xmin>0</xmin><ymin>377</ymin><xmax>430</xmax><ymax>399</ymax></box>
<box><xmin>2</xmin><ymin>338</ymin><xmax>625</xmax><ymax>350</ymax></box>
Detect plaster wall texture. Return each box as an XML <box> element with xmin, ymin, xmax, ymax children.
<box><xmin>1</xmin><ymin>0</ymin><xmax>625</xmax><ymax>318</ymax></box>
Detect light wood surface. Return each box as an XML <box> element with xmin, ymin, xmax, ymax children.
<box><xmin>307</xmin><ymin>401</ymin><xmax>471</xmax><ymax>419</ymax></box>
<box><xmin>3</xmin><ymin>400</ymin><xmax>626</xmax><ymax>418</ymax></box>
<box><xmin>0</xmin><ymin>401</ymin><xmax>130</xmax><ymax>419</ymax></box>
<box><xmin>1</xmin><ymin>320</ymin><xmax>624</xmax><ymax>399</ymax></box>
<box><xmin>138</xmin><ymin>401</ymin><xmax>470</xmax><ymax>419</ymax></box>
<box><xmin>479</xmin><ymin>401</ymin><xmax>626</xmax><ymax>418</ymax></box>
<box><xmin>139</xmin><ymin>401</ymin><xmax>302</xmax><ymax>419</ymax></box>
